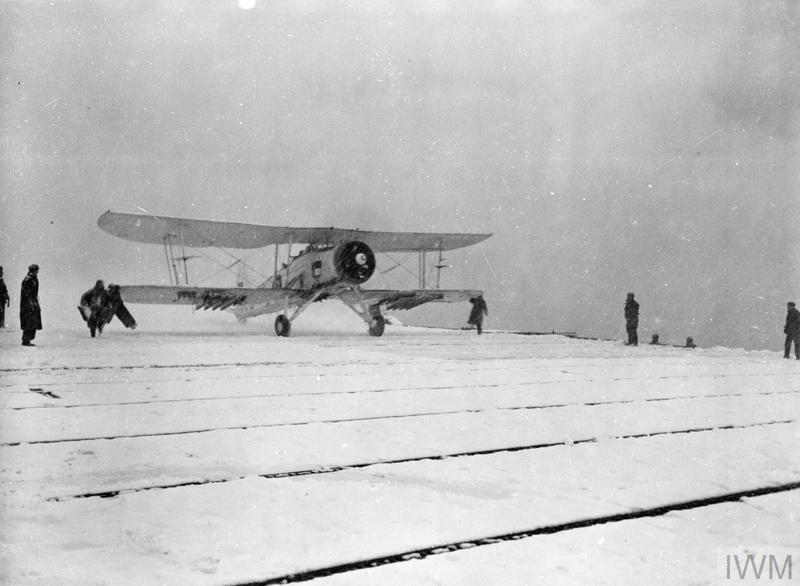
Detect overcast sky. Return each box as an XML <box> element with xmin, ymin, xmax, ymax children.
<box><xmin>1</xmin><ymin>0</ymin><xmax>798</xmax><ymax>349</ymax></box>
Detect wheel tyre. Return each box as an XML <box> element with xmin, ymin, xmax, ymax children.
<box><xmin>275</xmin><ymin>315</ymin><xmax>291</xmax><ymax>337</ymax></box>
<box><xmin>368</xmin><ymin>315</ymin><xmax>385</xmax><ymax>337</ymax></box>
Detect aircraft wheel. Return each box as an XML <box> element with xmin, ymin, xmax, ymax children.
<box><xmin>275</xmin><ymin>314</ymin><xmax>291</xmax><ymax>337</ymax></box>
<box><xmin>368</xmin><ymin>315</ymin><xmax>385</xmax><ymax>337</ymax></box>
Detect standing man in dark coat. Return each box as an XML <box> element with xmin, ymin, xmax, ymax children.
<box><xmin>0</xmin><ymin>266</ymin><xmax>9</xmax><ymax>328</ymax></box>
<box><xmin>20</xmin><ymin>264</ymin><xmax>41</xmax><ymax>346</ymax></box>
<box><xmin>784</xmin><ymin>301</ymin><xmax>800</xmax><ymax>360</ymax></box>
<box><xmin>467</xmin><ymin>295</ymin><xmax>488</xmax><ymax>335</ymax></box>
<box><xmin>624</xmin><ymin>292</ymin><xmax>639</xmax><ymax>346</ymax></box>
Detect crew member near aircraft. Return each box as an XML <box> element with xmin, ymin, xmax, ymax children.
<box><xmin>0</xmin><ymin>266</ymin><xmax>9</xmax><ymax>328</ymax></box>
<box><xmin>624</xmin><ymin>292</ymin><xmax>639</xmax><ymax>346</ymax></box>
<box><xmin>467</xmin><ymin>295</ymin><xmax>488</xmax><ymax>335</ymax></box>
<box><xmin>79</xmin><ymin>280</ymin><xmax>108</xmax><ymax>338</ymax></box>
<box><xmin>102</xmin><ymin>284</ymin><xmax>137</xmax><ymax>330</ymax></box>
<box><xmin>784</xmin><ymin>301</ymin><xmax>800</xmax><ymax>360</ymax></box>
<box><xmin>20</xmin><ymin>264</ymin><xmax>41</xmax><ymax>346</ymax></box>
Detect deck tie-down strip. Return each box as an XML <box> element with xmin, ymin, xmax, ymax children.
<box><xmin>46</xmin><ymin>418</ymin><xmax>795</xmax><ymax>502</ymax></box>
<box><xmin>8</xmin><ymin>388</ymin><xmax>798</xmax><ymax>447</ymax></box>
<box><xmin>228</xmin><ymin>480</ymin><xmax>800</xmax><ymax>585</ymax></box>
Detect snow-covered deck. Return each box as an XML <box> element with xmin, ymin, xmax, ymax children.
<box><xmin>1</xmin><ymin>309</ymin><xmax>798</xmax><ymax>585</ymax></box>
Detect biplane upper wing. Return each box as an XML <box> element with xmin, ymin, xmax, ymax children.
<box><xmin>98</xmin><ymin>211</ymin><xmax>491</xmax><ymax>252</ymax></box>
<box><xmin>119</xmin><ymin>285</ymin><xmax>305</xmax><ymax>313</ymax></box>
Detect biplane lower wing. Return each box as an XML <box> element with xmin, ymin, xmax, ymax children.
<box><xmin>351</xmin><ymin>289</ymin><xmax>483</xmax><ymax>311</ymax></box>
<box><xmin>118</xmin><ymin>285</ymin><xmax>302</xmax><ymax>313</ymax></box>
<box><xmin>119</xmin><ymin>285</ymin><xmax>481</xmax><ymax>314</ymax></box>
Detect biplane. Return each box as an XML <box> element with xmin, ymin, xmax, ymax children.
<box><xmin>97</xmin><ymin>211</ymin><xmax>491</xmax><ymax>337</ymax></box>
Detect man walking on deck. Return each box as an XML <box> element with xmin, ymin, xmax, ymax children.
<box><xmin>467</xmin><ymin>295</ymin><xmax>488</xmax><ymax>335</ymax></box>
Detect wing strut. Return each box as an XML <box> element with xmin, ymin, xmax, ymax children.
<box><xmin>162</xmin><ymin>233</ymin><xmax>196</xmax><ymax>286</ymax></box>
<box><xmin>417</xmin><ymin>240</ymin><xmax>445</xmax><ymax>289</ymax></box>
<box><xmin>434</xmin><ymin>249</ymin><xmax>451</xmax><ymax>289</ymax></box>
<box><xmin>163</xmin><ymin>236</ymin><xmax>181</xmax><ymax>285</ymax></box>
<box><xmin>273</xmin><ymin>244</ymin><xmax>279</xmax><ymax>287</ymax></box>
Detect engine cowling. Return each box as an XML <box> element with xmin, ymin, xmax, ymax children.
<box><xmin>333</xmin><ymin>241</ymin><xmax>376</xmax><ymax>284</ymax></box>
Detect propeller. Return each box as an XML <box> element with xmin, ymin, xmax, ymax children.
<box><xmin>334</xmin><ymin>241</ymin><xmax>376</xmax><ymax>284</ymax></box>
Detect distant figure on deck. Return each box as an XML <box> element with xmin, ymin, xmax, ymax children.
<box><xmin>650</xmin><ymin>334</ymin><xmax>660</xmax><ymax>345</ymax></box>
<box><xmin>79</xmin><ymin>280</ymin><xmax>108</xmax><ymax>337</ymax></box>
<box><xmin>685</xmin><ymin>336</ymin><xmax>696</xmax><ymax>349</ymax></box>
<box><xmin>624</xmin><ymin>292</ymin><xmax>639</xmax><ymax>346</ymax></box>
<box><xmin>467</xmin><ymin>295</ymin><xmax>488</xmax><ymax>335</ymax></box>
<box><xmin>20</xmin><ymin>264</ymin><xmax>41</xmax><ymax>346</ymax></box>
<box><xmin>784</xmin><ymin>301</ymin><xmax>800</xmax><ymax>360</ymax></box>
<box><xmin>0</xmin><ymin>266</ymin><xmax>9</xmax><ymax>328</ymax></box>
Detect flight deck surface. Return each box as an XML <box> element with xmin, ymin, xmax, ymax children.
<box><xmin>1</xmin><ymin>316</ymin><xmax>798</xmax><ymax>585</ymax></box>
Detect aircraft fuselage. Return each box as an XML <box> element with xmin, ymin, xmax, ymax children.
<box><xmin>277</xmin><ymin>240</ymin><xmax>376</xmax><ymax>290</ymax></box>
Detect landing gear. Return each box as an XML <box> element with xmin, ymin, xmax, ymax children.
<box><xmin>339</xmin><ymin>287</ymin><xmax>387</xmax><ymax>338</ymax></box>
<box><xmin>368</xmin><ymin>315</ymin><xmax>385</xmax><ymax>337</ymax></box>
<box><xmin>273</xmin><ymin>289</ymin><xmax>327</xmax><ymax>337</ymax></box>
<box><xmin>274</xmin><ymin>314</ymin><xmax>291</xmax><ymax>337</ymax></box>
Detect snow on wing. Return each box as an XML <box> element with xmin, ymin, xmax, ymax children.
<box><xmin>98</xmin><ymin>211</ymin><xmax>491</xmax><ymax>252</ymax></box>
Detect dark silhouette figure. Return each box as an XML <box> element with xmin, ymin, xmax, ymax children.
<box><xmin>100</xmin><ymin>284</ymin><xmax>137</xmax><ymax>330</ymax></box>
<box><xmin>20</xmin><ymin>264</ymin><xmax>41</xmax><ymax>346</ymax></box>
<box><xmin>467</xmin><ymin>295</ymin><xmax>488</xmax><ymax>335</ymax></box>
<box><xmin>784</xmin><ymin>301</ymin><xmax>800</xmax><ymax>359</ymax></box>
<box><xmin>79</xmin><ymin>280</ymin><xmax>108</xmax><ymax>337</ymax></box>
<box><xmin>624</xmin><ymin>292</ymin><xmax>639</xmax><ymax>346</ymax></box>
<box><xmin>79</xmin><ymin>282</ymin><xmax>137</xmax><ymax>336</ymax></box>
<box><xmin>0</xmin><ymin>266</ymin><xmax>9</xmax><ymax>328</ymax></box>
<box><xmin>685</xmin><ymin>336</ymin><xmax>696</xmax><ymax>349</ymax></box>
<box><xmin>649</xmin><ymin>334</ymin><xmax>660</xmax><ymax>345</ymax></box>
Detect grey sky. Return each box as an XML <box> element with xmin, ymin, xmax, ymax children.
<box><xmin>2</xmin><ymin>1</ymin><xmax>798</xmax><ymax>348</ymax></box>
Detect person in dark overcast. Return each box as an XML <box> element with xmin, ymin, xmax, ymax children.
<box><xmin>0</xmin><ymin>266</ymin><xmax>9</xmax><ymax>328</ymax></box>
<box><xmin>784</xmin><ymin>301</ymin><xmax>800</xmax><ymax>359</ymax></box>
<box><xmin>20</xmin><ymin>264</ymin><xmax>41</xmax><ymax>346</ymax></box>
<box><xmin>467</xmin><ymin>295</ymin><xmax>488</xmax><ymax>335</ymax></box>
<box><xmin>79</xmin><ymin>280</ymin><xmax>108</xmax><ymax>338</ymax></box>
<box><xmin>624</xmin><ymin>292</ymin><xmax>639</xmax><ymax>346</ymax></box>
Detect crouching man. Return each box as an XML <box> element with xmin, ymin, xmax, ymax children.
<box><xmin>79</xmin><ymin>280</ymin><xmax>107</xmax><ymax>337</ymax></box>
<box><xmin>101</xmin><ymin>284</ymin><xmax>137</xmax><ymax>330</ymax></box>
<box><xmin>78</xmin><ymin>282</ymin><xmax>137</xmax><ymax>336</ymax></box>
